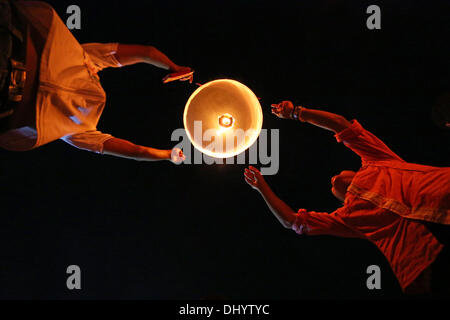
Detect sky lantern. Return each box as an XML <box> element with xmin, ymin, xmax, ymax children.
<box><xmin>183</xmin><ymin>79</ymin><xmax>263</xmax><ymax>158</ymax></box>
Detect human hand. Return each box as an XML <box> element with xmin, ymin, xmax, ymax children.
<box><xmin>244</xmin><ymin>166</ymin><xmax>267</xmax><ymax>191</ymax></box>
<box><xmin>271</xmin><ymin>100</ymin><xmax>294</xmax><ymax>119</ymax></box>
<box><xmin>173</xmin><ymin>65</ymin><xmax>192</xmax><ymax>74</ymax></box>
<box><xmin>162</xmin><ymin>66</ymin><xmax>194</xmax><ymax>84</ymax></box>
<box><xmin>170</xmin><ymin>147</ymin><xmax>186</xmax><ymax>164</ymax></box>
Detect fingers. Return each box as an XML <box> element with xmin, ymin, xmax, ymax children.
<box><xmin>244</xmin><ymin>169</ymin><xmax>255</xmax><ymax>180</ymax></box>
<box><xmin>161</xmin><ymin>74</ymin><xmax>170</xmax><ymax>83</ymax></box>
<box><xmin>170</xmin><ymin>147</ymin><xmax>185</xmax><ymax>164</ymax></box>
<box><xmin>248</xmin><ymin>165</ymin><xmax>260</xmax><ymax>175</ymax></box>
<box><xmin>271</xmin><ymin>101</ymin><xmax>292</xmax><ymax>109</ymax></box>
<box><xmin>271</xmin><ymin>100</ymin><xmax>294</xmax><ymax>119</ymax></box>
<box><xmin>271</xmin><ymin>103</ymin><xmax>284</xmax><ymax>118</ymax></box>
<box><xmin>244</xmin><ymin>167</ymin><xmax>258</xmax><ymax>180</ymax></box>
<box><xmin>244</xmin><ymin>170</ymin><xmax>256</xmax><ymax>188</ymax></box>
<box><xmin>244</xmin><ymin>166</ymin><xmax>262</xmax><ymax>189</ymax></box>
<box><xmin>162</xmin><ymin>69</ymin><xmax>193</xmax><ymax>84</ymax></box>
<box><xmin>271</xmin><ymin>103</ymin><xmax>280</xmax><ymax>114</ymax></box>
<box><xmin>177</xmin><ymin>73</ymin><xmax>194</xmax><ymax>83</ymax></box>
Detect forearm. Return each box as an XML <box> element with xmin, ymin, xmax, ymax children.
<box><xmin>115</xmin><ymin>44</ymin><xmax>178</xmax><ymax>70</ymax></box>
<box><xmin>298</xmin><ymin>107</ymin><xmax>351</xmax><ymax>133</ymax></box>
<box><xmin>258</xmin><ymin>184</ymin><xmax>297</xmax><ymax>228</ymax></box>
<box><xmin>137</xmin><ymin>146</ymin><xmax>171</xmax><ymax>161</ymax></box>
<box><xmin>103</xmin><ymin>137</ymin><xmax>171</xmax><ymax>161</ymax></box>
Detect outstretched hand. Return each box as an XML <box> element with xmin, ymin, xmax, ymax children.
<box><xmin>170</xmin><ymin>147</ymin><xmax>186</xmax><ymax>164</ymax></box>
<box><xmin>244</xmin><ymin>166</ymin><xmax>267</xmax><ymax>191</ymax></box>
<box><xmin>162</xmin><ymin>66</ymin><xmax>194</xmax><ymax>84</ymax></box>
<box><xmin>271</xmin><ymin>100</ymin><xmax>294</xmax><ymax>119</ymax></box>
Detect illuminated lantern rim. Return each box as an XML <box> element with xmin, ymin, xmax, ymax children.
<box><xmin>183</xmin><ymin>79</ymin><xmax>263</xmax><ymax>158</ymax></box>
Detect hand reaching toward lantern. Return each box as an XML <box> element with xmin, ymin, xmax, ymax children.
<box><xmin>170</xmin><ymin>147</ymin><xmax>186</xmax><ymax>164</ymax></box>
<box><xmin>244</xmin><ymin>166</ymin><xmax>268</xmax><ymax>192</ymax></box>
<box><xmin>162</xmin><ymin>66</ymin><xmax>194</xmax><ymax>84</ymax></box>
<box><xmin>244</xmin><ymin>166</ymin><xmax>296</xmax><ymax>229</ymax></box>
<box><xmin>271</xmin><ymin>100</ymin><xmax>295</xmax><ymax>119</ymax></box>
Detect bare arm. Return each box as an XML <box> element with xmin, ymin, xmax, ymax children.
<box><xmin>244</xmin><ymin>166</ymin><xmax>364</xmax><ymax>238</ymax></box>
<box><xmin>114</xmin><ymin>44</ymin><xmax>187</xmax><ymax>72</ymax></box>
<box><xmin>244</xmin><ymin>166</ymin><xmax>297</xmax><ymax>228</ymax></box>
<box><xmin>271</xmin><ymin>101</ymin><xmax>351</xmax><ymax>133</ymax></box>
<box><xmin>103</xmin><ymin>137</ymin><xmax>173</xmax><ymax>162</ymax></box>
<box><xmin>299</xmin><ymin>108</ymin><xmax>351</xmax><ymax>133</ymax></box>
<box><xmin>259</xmin><ymin>183</ymin><xmax>297</xmax><ymax>228</ymax></box>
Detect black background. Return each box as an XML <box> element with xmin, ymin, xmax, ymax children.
<box><xmin>1</xmin><ymin>0</ymin><xmax>449</xmax><ymax>299</ymax></box>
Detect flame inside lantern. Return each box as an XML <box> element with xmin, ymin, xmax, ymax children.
<box><xmin>183</xmin><ymin>79</ymin><xmax>263</xmax><ymax>158</ymax></box>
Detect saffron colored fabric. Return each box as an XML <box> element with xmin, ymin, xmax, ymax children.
<box><xmin>292</xmin><ymin>120</ymin><xmax>449</xmax><ymax>290</ymax></box>
<box><xmin>0</xmin><ymin>1</ymin><xmax>121</xmax><ymax>153</ymax></box>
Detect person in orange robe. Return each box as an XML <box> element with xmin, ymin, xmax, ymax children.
<box><xmin>0</xmin><ymin>1</ymin><xmax>191</xmax><ymax>163</ymax></box>
<box><xmin>244</xmin><ymin>100</ymin><xmax>450</xmax><ymax>295</ymax></box>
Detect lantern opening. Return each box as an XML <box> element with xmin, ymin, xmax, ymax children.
<box><xmin>183</xmin><ymin>79</ymin><xmax>263</xmax><ymax>158</ymax></box>
<box><xmin>218</xmin><ymin>113</ymin><xmax>234</xmax><ymax>129</ymax></box>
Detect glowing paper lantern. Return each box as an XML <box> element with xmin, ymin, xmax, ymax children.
<box><xmin>183</xmin><ymin>79</ymin><xmax>263</xmax><ymax>158</ymax></box>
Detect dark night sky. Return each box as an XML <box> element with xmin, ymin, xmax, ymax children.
<box><xmin>1</xmin><ymin>0</ymin><xmax>449</xmax><ymax>299</ymax></box>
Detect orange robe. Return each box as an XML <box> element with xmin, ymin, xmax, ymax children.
<box><xmin>0</xmin><ymin>2</ymin><xmax>121</xmax><ymax>152</ymax></box>
<box><xmin>292</xmin><ymin>120</ymin><xmax>449</xmax><ymax>290</ymax></box>
<box><xmin>338</xmin><ymin>120</ymin><xmax>450</xmax><ymax>225</ymax></box>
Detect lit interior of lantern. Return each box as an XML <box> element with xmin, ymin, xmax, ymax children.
<box><xmin>183</xmin><ymin>79</ymin><xmax>263</xmax><ymax>158</ymax></box>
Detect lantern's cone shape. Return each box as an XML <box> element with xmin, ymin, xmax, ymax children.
<box><xmin>183</xmin><ymin>79</ymin><xmax>263</xmax><ymax>158</ymax></box>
